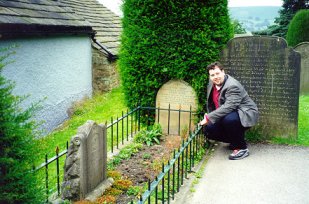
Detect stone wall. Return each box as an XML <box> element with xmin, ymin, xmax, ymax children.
<box><xmin>92</xmin><ymin>48</ymin><xmax>120</xmax><ymax>93</ymax></box>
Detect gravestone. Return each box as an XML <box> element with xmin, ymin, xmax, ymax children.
<box><xmin>62</xmin><ymin>120</ymin><xmax>108</xmax><ymax>201</ymax></box>
<box><xmin>156</xmin><ymin>79</ymin><xmax>198</xmax><ymax>135</ymax></box>
<box><xmin>220</xmin><ymin>36</ymin><xmax>301</xmax><ymax>138</ymax></box>
<box><xmin>294</xmin><ymin>42</ymin><xmax>309</xmax><ymax>95</ymax></box>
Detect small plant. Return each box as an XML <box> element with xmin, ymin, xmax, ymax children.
<box><xmin>134</xmin><ymin>123</ymin><xmax>162</xmax><ymax>146</ymax></box>
<box><xmin>62</xmin><ymin>200</ymin><xmax>71</xmax><ymax>204</ymax></box>
<box><xmin>107</xmin><ymin>143</ymin><xmax>143</xmax><ymax>170</ymax></box>
<box><xmin>107</xmin><ymin>170</ymin><xmax>122</xmax><ymax>180</ymax></box>
<box><xmin>180</xmin><ymin>125</ymin><xmax>189</xmax><ymax>140</ymax></box>
<box><xmin>127</xmin><ymin>186</ymin><xmax>143</xmax><ymax>196</ymax></box>
<box><xmin>104</xmin><ymin>187</ymin><xmax>123</xmax><ymax>196</ymax></box>
<box><xmin>107</xmin><ymin>157</ymin><xmax>121</xmax><ymax>170</ymax></box>
<box><xmin>151</xmin><ymin>156</ymin><xmax>170</xmax><ymax>174</ymax></box>
<box><xmin>74</xmin><ymin>200</ymin><xmax>95</xmax><ymax>204</ymax></box>
<box><xmin>113</xmin><ymin>179</ymin><xmax>133</xmax><ymax>191</ymax></box>
<box><xmin>118</xmin><ymin>143</ymin><xmax>142</xmax><ymax>160</ymax></box>
<box><xmin>142</xmin><ymin>153</ymin><xmax>151</xmax><ymax>159</ymax></box>
<box><xmin>96</xmin><ymin>195</ymin><xmax>116</xmax><ymax>204</ymax></box>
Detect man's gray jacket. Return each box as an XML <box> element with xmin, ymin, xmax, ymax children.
<box><xmin>207</xmin><ymin>74</ymin><xmax>259</xmax><ymax>127</ymax></box>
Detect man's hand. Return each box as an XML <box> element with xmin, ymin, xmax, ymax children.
<box><xmin>199</xmin><ymin>114</ymin><xmax>208</xmax><ymax>126</ymax></box>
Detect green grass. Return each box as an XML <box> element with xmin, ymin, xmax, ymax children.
<box><xmin>36</xmin><ymin>86</ymin><xmax>128</xmax><ymax>163</ymax></box>
<box><xmin>271</xmin><ymin>94</ymin><xmax>309</xmax><ymax>146</ymax></box>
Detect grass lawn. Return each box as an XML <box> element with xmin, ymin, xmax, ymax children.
<box><xmin>271</xmin><ymin>94</ymin><xmax>309</xmax><ymax>146</ymax></box>
<box><xmin>36</xmin><ymin>86</ymin><xmax>128</xmax><ymax>163</ymax></box>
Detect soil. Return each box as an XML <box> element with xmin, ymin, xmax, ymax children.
<box><xmin>114</xmin><ymin>135</ymin><xmax>183</xmax><ymax>204</ymax></box>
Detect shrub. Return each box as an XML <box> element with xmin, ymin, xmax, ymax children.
<box><xmin>119</xmin><ymin>0</ymin><xmax>233</xmax><ymax>114</ymax></box>
<box><xmin>286</xmin><ymin>9</ymin><xmax>309</xmax><ymax>46</ymax></box>
<box><xmin>0</xmin><ymin>48</ymin><xmax>43</xmax><ymax>203</ymax></box>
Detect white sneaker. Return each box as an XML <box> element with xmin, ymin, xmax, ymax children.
<box><xmin>229</xmin><ymin>149</ymin><xmax>249</xmax><ymax>160</ymax></box>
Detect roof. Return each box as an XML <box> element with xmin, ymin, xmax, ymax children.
<box><xmin>60</xmin><ymin>0</ymin><xmax>122</xmax><ymax>56</ymax></box>
<box><xmin>0</xmin><ymin>0</ymin><xmax>121</xmax><ymax>59</ymax></box>
<box><xmin>0</xmin><ymin>0</ymin><xmax>93</xmax><ymax>38</ymax></box>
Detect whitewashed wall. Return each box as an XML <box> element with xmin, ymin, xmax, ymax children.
<box><xmin>1</xmin><ymin>36</ymin><xmax>92</xmax><ymax>134</ymax></box>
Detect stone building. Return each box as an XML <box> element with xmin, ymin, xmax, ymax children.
<box><xmin>0</xmin><ymin>0</ymin><xmax>121</xmax><ymax>133</ymax></box>
<box><xmin>61</xmin><ymin>0</ymin><xmax>121</xmax><ymax>93</ymax></box>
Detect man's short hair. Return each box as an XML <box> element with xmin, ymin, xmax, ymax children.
<box><xmin>207</xmin><ymin>61</ymin><xmax>224</xmax><ymax>72</ymax></box>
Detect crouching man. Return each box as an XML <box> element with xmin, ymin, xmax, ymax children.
<box><xmin>199</xmin><ymin>62</ymin><xmax>259</xmax><ymax>160</ymax></box>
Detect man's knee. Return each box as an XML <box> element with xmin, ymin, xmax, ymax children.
<box><xmin>222</xmin><ymin>111</ymin><xmax>241</xmax><ymax>126</ymax></box>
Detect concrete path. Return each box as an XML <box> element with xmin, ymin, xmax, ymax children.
<box><xmin>175</xmin><ymin>143</ymin><xmax>309</xmax><ymax>204</ymax></box>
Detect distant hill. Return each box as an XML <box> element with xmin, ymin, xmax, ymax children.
<box><xmin>229</xmin><ymin>6</ymin><xmax>281</xmax><ymax>32</ymax></box>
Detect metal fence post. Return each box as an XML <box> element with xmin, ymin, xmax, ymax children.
<box><xmin>56</xmin><ymin>146</ymin><xmax>60</xmax><ymax>196</ymax></box>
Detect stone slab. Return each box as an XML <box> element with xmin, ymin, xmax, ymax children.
<box><xmin>156</xmin><ymin>79</ymin><xmax>198</xmax><ymax>135</ymax></box>
<box><xmin>220</xmin><ymin>36</ymin><xmax>301</xmax><ymax>138</ymax></box>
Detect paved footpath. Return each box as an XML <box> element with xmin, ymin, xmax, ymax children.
<box><xmin>175</xmin><ymin>143</ymin><xmax>309</xmax><ymax>204</ymax></box>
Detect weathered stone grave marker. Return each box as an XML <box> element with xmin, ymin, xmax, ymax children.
<box><xmin>156</xmin><ymin>79</ymin><xmax>198</xmax><ymax>135</ymax></box>
<box><xmin>295</xmin><ymin>42</ymin><xmax>309</xmax><ymax>95</ymax></box>
<box><xmin>220</xmin><ymin>36</ymin><xmax>301</xmax><ymax>138</ymax></box>
<box><xmin>61</xmin><ymin>120</ymin><xmax>111</xmax><ymax>201</ymax></box>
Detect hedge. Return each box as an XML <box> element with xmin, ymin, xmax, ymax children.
<box><xmin>119</xmin><ymin>0</ymin><xmax>233</xmax><ymax>115</ymax></box>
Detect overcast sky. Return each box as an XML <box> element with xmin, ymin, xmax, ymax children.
<box><xmin>228</xmin><ymin>0</ymin><xmax>283</xmax><ymax>7</ymax></box>
<box><xmin>98</xmin><ymin>0</ymin><xmax>283</xmax><ymax>16</ymax></box>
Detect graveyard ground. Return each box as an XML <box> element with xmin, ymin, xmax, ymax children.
<box><xmin>115</xmin><ymin>135</ymin><xmax>182</xmax><ymax>203</ymax></box>
<box><xmin>76</xmin><ymin>135</ymin><xmax>183</xmax><ymax>204</ymax></box>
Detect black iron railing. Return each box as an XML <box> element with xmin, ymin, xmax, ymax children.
<box><xmin>132</xmin><ymin>125</ymin><xmax>209</xmax><ymax>204</ymax></box>
<box><xmin>107</xmin><ymin>106</ymin><xmax>141</xmax><ymax>153</ymax></box>
<box><xmin>34</xmin><ymin>105</ymin><xmax>202</xmax><ymax>202</ymax></box>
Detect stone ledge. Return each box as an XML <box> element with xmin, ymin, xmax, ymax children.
<box><xmin>85</xmin><ymin>177</ymin><xmax>114</xmax><ymax>202</ymax></box>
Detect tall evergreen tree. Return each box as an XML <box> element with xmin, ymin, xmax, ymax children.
<box><xmin>0</xmin><ymin>49</ymin><xmax>43</xmax><ymax>203</ymax></box>
<box><xmin>119</xmin><ymin>0</ymin><xmax>233</xmax><ymax>113</ymax></box>
<box><xmin>253</xmin><ymin>0</ymin><xmax>308</xmax><ymax>38</ymax></box>
<box><xmin>286</xmin><ymin>9</ymin><xmax>309</xmax><ymax>46</ymax></box>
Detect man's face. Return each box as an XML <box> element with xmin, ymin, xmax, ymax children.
<box><xmin>209</xmin><ymin>66</ymin><xmax>225</xmax><ymax>86</ymax></box>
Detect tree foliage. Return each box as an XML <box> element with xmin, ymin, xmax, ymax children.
<box><xmin>0</xmin><ymin>48</ymin><xmax>43</xmax><ymax>203</ymax></box>
<box><xmin>286</xmin><ymin>9</ymin><xmax>309</xmax><ymax>46</ymax></box>
<box><xmin>232</xmin><ymin>19</ymin><xmax>247</xmax><ymax>34</ymax></box>
<box><xmin>253</xmin><ymin>0</ymin><xmax>308</xmax><ymax>38</ymax></box>
<box><xmin>119</xmin><ymin>0</ymin><xmax>233</xmax><ymax>114</ymax></box>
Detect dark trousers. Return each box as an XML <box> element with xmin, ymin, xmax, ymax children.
<box><xmin>203</xmin><ymin>111</ymin><xmax>248</xmax><ymax>149</ymax></box>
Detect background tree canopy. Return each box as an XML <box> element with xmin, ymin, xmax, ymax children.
<box><xmin>286</xmin><ymin>9</ymin><xmax>309</xmax><ymax>46</ymax></box>
<box><xmin>253</xmin><ymin>0</ymin><xmax>308</xmax><ymax>38</ymax></box>
<box><xmin>232</xmin><ymin>19</ymin><xmax>247</xmax><ymax>34</ymax></box>
<box><xmin>119</xmin><ymin>0</ymin><xmax>233</xmax><ymax>114</ymax></box>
